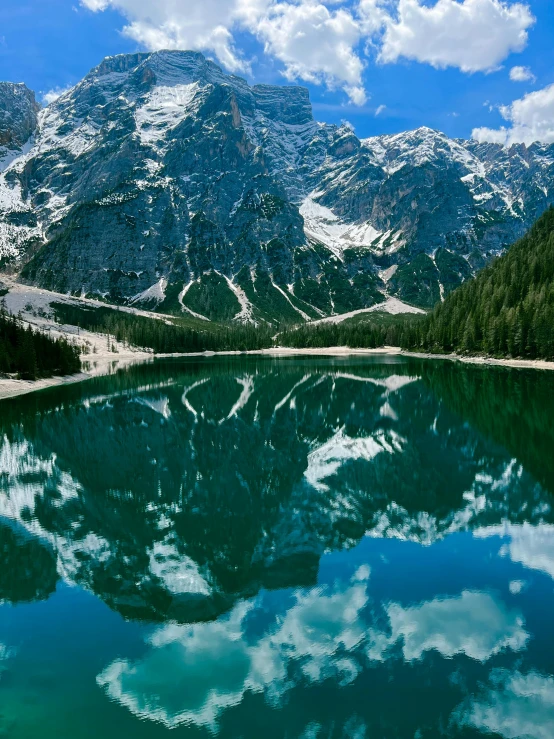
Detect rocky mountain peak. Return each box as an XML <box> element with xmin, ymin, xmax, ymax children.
<box><xmin>92</xmin><ymin>51</ymin><xmax>152</xmax><ymax>78</ymax></box>
<box><xmin>252</xmin><ymin>84</ymin><xmax>313</xmax><ymax>126</ymax></box>
<box><xmin>0</xmin><ymin>82</ymin><xmax>39</xmax><ymax>153</ymax></box>
<box><xmin>1</xmin><ymin>52</ymin><xmax>554</xmax><ymax>318</ymax></box>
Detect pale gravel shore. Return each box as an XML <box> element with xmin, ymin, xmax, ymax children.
<box><xmin>2</xmin><ymin>345</ymin><xmax>553</xmax><ymax>402</ymax></box>
<box><xmin>0</xmin><ymin>351</ymin><xmax>152</xmax><ymax>401</ymax></box>
<box><xmin>401</xmin><ymin>351</ymin><xmax>554</xmax><ymax>372</ymax></box>
<box><xmin>1</xmin><ymin>274</ymin><xmax>552</xmax><ymax>402</ymax></box>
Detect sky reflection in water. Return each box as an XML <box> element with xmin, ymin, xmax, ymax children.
<box><xmin>1</xmin><ymin>356</ymin><xmax>554</xmax><ymax>738</ymax></box>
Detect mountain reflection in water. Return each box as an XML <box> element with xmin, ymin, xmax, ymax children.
<box><xmin>1</xmin><ymin>356</ymin><xmax>553</xmax><ymax>738</ymax></box>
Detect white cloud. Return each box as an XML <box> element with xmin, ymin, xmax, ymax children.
<box><xmin>81</xmin><ymin>0</ymin><xmax>369</xmax><ymax>103</ymax></box>
<box><xmin>81</xmin><ymin>0</ymin><xmax>258</xmax><ymax>73</ymax></box>
<box><xmin>358</xmin><ymin>0</ymin><xmax>390</xmax><ymax>35</ymax></box>
<box><xmin>509</xmin><ymin>579</ymin><xmax>525</xmax><ymax>594</ymax></box>
<box><xmin>380</xmin><ymin>0</ymin><xmax>534</xmax><ymax>73</ymax></box>
<box><xmin>509</xmin><ymin>64</ymin><xmax>536</xmax><ymax>82</ymax></box>
<box><xmin>42</xmin><ymin>86</ymin><xmax>73</xmax><ymax>105</ymax></box>
<box><xmin>375</xmin><ymin>103</ymin><xmax>386</xmax><ymax>116</ymax></box>
<box><xmin>254</xmin><ymin>2</ymin><xmax>368</xmax><ymax>104</ymax></box>
<box><xmin>472</xmin><ymin>125</ymin><xmax>511</xmax><ymax>144</ymax></box>
<box><xmin>97</xmin><ymin>602</ymin><xmax>259</xmax><ymax>731</ymax></box>
<box><xmin>457</xmin><ymin>670</ymin><xmax>554</xmax><ymax>739</ymax></box>
<box><xmin>97</xmin><ymin>561</ymin><xmax>529</xmax><ymax>731</ymax></box>
<box><xmin>81</xmin><ymin>0</ymin><xmax>109</xmax><ymax>8</ymax></box>
<box><xmin>79</xmin><ymin>0</ymin><xmax>537</xmax><ymax>104</ymax></box>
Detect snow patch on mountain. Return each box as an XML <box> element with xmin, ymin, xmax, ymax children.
<box><xmin>149</xmin><ymin>537</ymin><xmax>211</xmax><ymax>596</ymax></box>
<box><xmin>130</xmin><ymin>277</ymin><xmax>167</xmax><ymax>305</ymax></box>
<box><xmin>272</xmin><ymin>281</ymin><xmax>312</xmax><ymax>321</ymax></box>
<box><xmin>362</xmin><ymin>127</ymin><xmax>484</xmax><ymax>176</ymax></box>
<box><xmin>222</xmin><ymin>274</ymin><xmax>255</xmax><ymax>323</ymax></box>
<box><xmin>135</xmin><ymin>82</ymin><xmax>204</xmax><ymax>148</ymax></box>
<box><xmin>312</xmin><ymin>298</ymin><xmax>425</xmax><ymax>325</ymax></box>
<box><xmin>300</xmin><ymin>197</ymin><xmax>382</xmax><ymax>257</ymax></box>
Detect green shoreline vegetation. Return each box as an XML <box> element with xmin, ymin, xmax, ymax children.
<box><xmin>0</xmin><ymin>305</ymin><xmax>81</xmax><ymax>380</ymax></box>
<box><xmin>51</xmin><ymin>302</ymin><xmax>274</xmax><ymax>354</ymax></box>
<box><xmin>2</xmin><ymin>207</ymin><xmax>553</xmax><ymax>381</ymax></box>
<box><xmin>282</xmin><ymin>207</ymin><xmax>554</xmax><ymax>361</ymax></box>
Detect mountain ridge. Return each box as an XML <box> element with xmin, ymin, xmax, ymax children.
<box><xmin>1</xmin><ymin>50</ymin><xmax>553</xmax><ymax>322</ymax></box>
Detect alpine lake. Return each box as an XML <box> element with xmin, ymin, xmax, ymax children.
<box><xmin>1</xmin><ymin>354</ymin><xmax>554</xmax><ymax>738</ymax></box>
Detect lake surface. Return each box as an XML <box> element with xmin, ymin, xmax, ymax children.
<box><xmin>1</xmin><ymin>355</ymin><xmax>554</xmax><ymax>738</ymax></box>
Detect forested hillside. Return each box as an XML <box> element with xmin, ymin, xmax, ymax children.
<box><xmin>0</xmin><ymin>308</ymin><xmax>81</xmax><ymax>380</ymax></box>
<box><xmin>403</xmin><ymin>207</ymin><xmax>554</xmax><ymax>359</ymax></box>
<box><xmin>281</xmin><ymin>208</ymin><xmax>554</xmax><ymax>361</ymax></box>
<box><xmin>52</xmin><ymin>303</ymin><xmax>274</xmax><ymax>354</ymax></box>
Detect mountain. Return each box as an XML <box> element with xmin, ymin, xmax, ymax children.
<box><xmin>402</xmin><ymin>207</ymin><xmax>554</xmax><ymax>359</ymax></box>
<box><xmin>0</xmin><ymin>82</ymin><xmax>39</xmax><ymax>158</ymax></box>
<box><xmin>1</xmin><ymin>51</ymin><xmax>553</xmax><ymax>321</ymax></box>
<box><xmin>0</xmin><ymin>82</ymin><xmax>40</xmax><ymax>263</ymax></box>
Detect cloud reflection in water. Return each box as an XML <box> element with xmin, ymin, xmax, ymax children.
<box><xmin>98</xmin><ymin>565</ymin><xmax>528</xmax><ymax>731</ymax></box>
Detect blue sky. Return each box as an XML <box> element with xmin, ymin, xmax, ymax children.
<box><xmin>1</xmin><ymin>0</ymin><xmax>553</xmax><ymax>142</ymax></box>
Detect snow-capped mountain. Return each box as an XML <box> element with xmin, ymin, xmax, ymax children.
<box><xmin>0</xmin><ymin>82</ymin><xmax>39</xmax><ymax>161</ymax></box>
<box><xmin>1</xmin><ymin>50</ymin><xmax>553</xmax><ymax>319</ymax></box>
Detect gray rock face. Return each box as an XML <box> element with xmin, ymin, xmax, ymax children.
<box><xmin>0</xmin><ymin>82</ymin><xmax>39</xmax><ymax>152</ymax></box>
<box><xmin>0</xmin><ymin>51</ymin><xmax>553</xmax><ymax>317</ymax></box>
<box><xmin>0</xmin><ymin>83</ymin><xmax>41</xmax><ymax>263</ymax></box>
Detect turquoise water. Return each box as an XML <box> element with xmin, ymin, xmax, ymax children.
<box><xmin>1</xmin><ymin>356</ymin><xmax>554</xmax><ymax>738</ymax></box>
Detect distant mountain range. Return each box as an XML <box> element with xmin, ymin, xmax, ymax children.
<box><xmin>1</xmin><ymin>50</ymin><xmax>554</xmax><ymax>322</ymax></box>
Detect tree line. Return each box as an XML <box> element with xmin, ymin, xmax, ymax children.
<box><xmin>278</xmin><ymin>317</ymin><xmax>412</xmax><ymax>350</ymax></box>
<box><xmin>0</xmin><ymin>306</ymin><xmax>81</xmax><ymax>380</ymax></box>
<box><xmin>281</xmin><ymin>207</ymin><xmax>554</xmax><ymax>361</ymax></box>
<box><xmin>52</xmin><ymin>303</ymin><xmax>274</xmax><ymax>354</ymax></box>
<box><xmin>401</xmin><ymin>206</ymin><xmax>554</xmax><ymax>360</ymax></box>
<box><xmin>6</xmin><ymin>204</ymin><xmax>552</xmax><ymax>374</ymax></box>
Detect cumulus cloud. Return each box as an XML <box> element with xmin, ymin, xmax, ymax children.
<box><xmin>42</xmin><ymin>86</ymin><xmax>73</xmax><ymax>105</ymax></box>
<box><xmin>80</xmin><ymin>0</ymin><xmax>266</xmax><ymax>73</ymax></box>
<box><xmin>379</xmin><ymin>0</ymin><xmax>535</xmax><ymax>73</ymax></box>
<box><xmin>509</xmin><ymin>64</ymin><xmax>536</xmax><ymax>82</ymax></box>
<box><xmin>81</xmin><ymin>0</ymin><xmax>368</xmax><ymax>103</ymax></box>
<box><xmin>80</xmin><ymin>0</ymin><xmax>535</xmax><ymax>106</ymax></box>
<box><xmin>256</xmin><ymin>2</ymin><xmax>367</xmax><ymax>104</ymax></box>
<box><xmin>509</xmin><ymin>579</ymin><xmax>526</xmax><ymax>594</ymax></box>
<box><xmin>97</xmin><ymin>567</ymin><xmax>372</xmax><ymax>729</ymax></box>
<box><xmin>457</xmin><ymin>669</ymin><xmax>554</xmax><ymax>739</ymax></box>
<box><xmin>97</xmin><ymin>601</ymin><xmax>258</xmax><ymax>730</ymax></box>
<box><xmin>382</xmin><ymin>591</ymin><xmax>528</xmax><ymax>663</ymax></box>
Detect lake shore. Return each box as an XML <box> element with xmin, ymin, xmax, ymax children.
<box><xmin>0</xmin><ymin>350</ymin><xmax>152</xmax><ymax>401</ymax></box>
<box><xmin>1</xmin><ymin>345</ymin><xmax>553</xmax><ymax>401</ymax></box>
